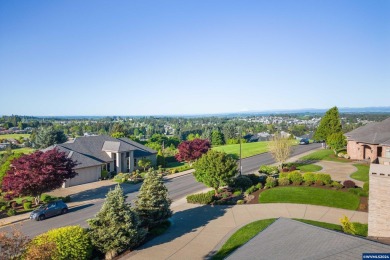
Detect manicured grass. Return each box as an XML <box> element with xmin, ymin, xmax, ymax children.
<box><xmin>259</xmin><ymin>187</ymin><xmax>360</xmax><ymax>210</ymax></box>
<box><xmin>300</xmin><ymin>149</ymin><xmax>351</xmax><ymax>163</ymax></box>
<box><xmin>0</xmin><ymin>147</ymin><xmax>35</xmax><ymax>155</ymax></box>
<box><xmin>213</xmin><ymin>141</ymin><xmax>270</xmax><ymax>159</ymax></box>
<box><xmin>0</xmin><ymin>133</ymin><xmax>30</xmax><ymax>140</ymax></box>
<box><xmin>297</xmin><ymin>164</ymin><xmax>322</xmax><ymax>172</ymax></box>
<box><xmin>165</xmin><ymin>161</ymin><xmax>187</xmax><ymax>169</ymax></box>
<box><xmin>294</xmin><ymin>219</ymin><xmax>342</xmax><ymax>232</ymax></box>
<box><xmin>350</xmin><ymin>164</ymin><xmax>369</xmax><ymax>182</ymax></box>
<box><xmin>212</xmin><ymin>219</ymin><xmax>276</xmax><ymax>260</ymax></box>
<box><xmin>353</xmin><ymin>222</ymin><xmax>368</xmax><ymax>237</ymax></box>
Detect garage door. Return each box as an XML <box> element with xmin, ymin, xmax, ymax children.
<box><xmin>66</xmin><ymin>166</ymin><xmax>100</xmax><ymax>187</ymax></box>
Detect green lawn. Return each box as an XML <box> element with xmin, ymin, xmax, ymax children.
<box><xmin>294</xmin><ymin>219</ymin><xmax>342</xmax><ymax>232</ymax></box>
<box><xmin>0</xmin><ymin>147</ymin><xmax>35</xmax><ymax>155</ymax></box>
<box><xmin>212</xmin><ymin>141</ymin><xmax>270</xmax><ymax>159</ymax></box>
<box><xmin>212</xmin><ymin>219</ymin><xmax>276</xmax><ymax>260</ymax></box>
<box><xmin>300</xmin><ymin>149</ymin><xmax>351</xmax><ymax>163</ymax></box>
<box><xmin>165</xmin><ymin>161</ymin><xmax>187</xmax><ymax>169</ymax></box>
<box><xmin>297</xmin><ymin>164</ymin><xmax>322</xmax><ymax>172</ymax></box>
<box><xmin>350</xmin><ymin>164</ymin><xmax>369</xmax><ymax>182</ymax></box>
<box><xmin>259</xmin><ymin>187</ymin><xmax>360</xmax><ymax>210</ymax></box>
<box><xmin>0</xmin><ymin>134</ymin><xmax>30</xmax><ymax>140</ymax></box>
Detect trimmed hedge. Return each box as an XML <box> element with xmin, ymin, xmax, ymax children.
<box><xmin>288</xmin><ymin>171</ymin><xmax>303</xmax><ymax>185</ymax></box>
<box><xmin>26</xmin><ymin>226</ymin><xmax>92</xmax><ymax>260</ymax></box>
<box><xmin>265</xmin><ymin>177</ymin><xmax>277</xmax><ymax>189</ymax></box>
<box><xmin>186</xmin><ymin>191</ymin><xmax>215</xmax><ymax>204</ymax></box>
<box><xmin>343</xmin><ymin>180</ymin><xmax>356</xmax><ymax>188</ymax></box>
<box><xmin>259</xmin><ymin>165</ymin><xmax>279</xmax><ymax>175</ymax></box>
<box><xmin>278</xmin><ymin>178</ymin><xmax>290</xmax><ymax>186</ymax></box>
<box><xmin>315</xmin><ymin>173</ymin><xmax>332</xmax><ymax>185</ymax></box>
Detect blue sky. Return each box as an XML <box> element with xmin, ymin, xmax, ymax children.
<box><xmin>0</xmin><ymin>0</ymin><xmax>389</xmax><ymax>116</ymax></box>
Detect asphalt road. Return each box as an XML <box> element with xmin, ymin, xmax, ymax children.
<box><xmin>0</xmin><ymin>143</ymin><xmax>320</xmax><ymax>238</ymax></box>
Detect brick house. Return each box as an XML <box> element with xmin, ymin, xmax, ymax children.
<box><xmin>345</xmin><ymin>118</ymin><xmax>390</xmax><ymax>162</ymax></box>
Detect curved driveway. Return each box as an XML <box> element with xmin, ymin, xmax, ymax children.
<box><xmin>125</xmin><ymin>202</ymin><xmax>367</xmax><ymax>260</ymax></box>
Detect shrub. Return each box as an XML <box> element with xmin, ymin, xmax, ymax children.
<box><xmin>340</xmin><ymin>215</ymin><xmax>356</xmax><ymax>235</ymax></box>
<box><xmin>247</xmin><ymin>174</ymin><xmax>260</xmax><ymax>185</ymax></box>
<box><xmin>315</xmin><ymin>173</ymin><xmax>332</xmax><ymax>185</ymax></box>
<box><xmin>338</xmin><ymin>152</ymin><xmax>345</xmax><ymax>158</ymax></box>
<box><xmin>7</xmin><ymin>208</ymin><xmax>16</xmax><ymax>216</ymax></box>
<box><xmin>363</xmin><ymin>182</ymin><xmax>369</xmax><ymax>193</ymax></box>
<box><xmin>303</xmin><ymin>172</ymin><xmax>316</xmax><ymax>183</ymax></box>
<box><xmin>0</xmin><ymin>205</ymin><xmax>6</xmax><ymax>211</ymax></box>
<box><xmin>27</xmin><ymin>226</ymin><xmax>92</xmax><ymax>260</ymax></box>
<box><xmin>303</xmin><ymin>181</ymin><xmax>312</xmax><ymax>186</ymax></box>
<box><xmin>23</xmin><ymin>201</ymin><xmax>32</xmax><ymax>210</ymax></box>
<box><xmin>40</xmin><ymin>194</ymin><xmax>53</xmax><ymax>203</ymax></box>
<box><xmin>186</xmin><ymin>191</ymin><xmax>215</xmax><ymax>204</ymax></box>
<box><xmin>259</xmin><ymin>165</ymin><xmax>279</xmax><ymax>175</ymax></box>
<box><xmin>314</xmin><ymin>180</ymin><xmax>324</xmax><ymax>186</ymax></box>
<box><xmin>344</xmin><ymin>154</ymin><xmax>350</xmax><ymax>159</ymax></box>
<box><xmin>62</xmin><ymin>196</ymin><xmax>71</xmax><ymax>203</ymax></box>
<box><xmin>101</xmin><ymin>170</ymin><xmax>108</xmax><ymax>179</ymax></box>
<box><xmin>230</xmin><ymin>176</ymin><xmax>253</xmax><ymax>191</ymax></box>
<box><xmin>278</xmin><ymin>177</ymin><xmax>290</xmax><ymax>186</ymax></box>
<box><xmin>113</xmin><ymin>172</ymin><xmax>131</xmax><ymax>183</ymax></box>
<box><xmin>332</xmin><ymin>181</ymin><xmax>343</xmax><ymax>190</ymax></box>
<box><xmin>255</xmin><ymin>183</ymin><xmax>263</xmax><ymax>189</ymax></box>
<box><xmin>265</xmin><ymin>177</ymin><xmax>277</xmax><ymax>189</ymax></box>
<box><xmin>288</xmin><ymin>171</ymin><xmax>303</xmax><ymax>184</ymax></box>
<box><xmin>236</xmin><ymin>200</ymin><xmax>245</xmax><ymax>205</ymax></box>
<box><xmin>348</xmin><ymin>188</ymin><xmax>368</xmax><ymax>197</ymax></box>
<box><xmin>233</xmin><ymin>190</ymin><xmax>242</xmax><ymax>196</ymax></box>
<box><xmin>245</xmin><ymin>186</ymin><xmax>255</xmax><ymax>195</ymax></box>
<box><xmin>282</xmin><ymin>168</ymin><xmax>289</xmax><ymax>172</ymax></box>
<box><xmin>279</xmin><ymin>172</ymin><xmax>288</xmax><ymax>179</ymax></box>
<box><xmin>289</xmin><ymin>165</ymin><xmax>297</xmax><ymax>171</ymax></box>
<box><xmin>343</xmin><ymin>180</ymin><xmax>356</xmax><ymax>188</ymax></box>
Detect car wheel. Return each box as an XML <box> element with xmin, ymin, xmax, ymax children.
<box><xmin>61</xmin><ymin>208</ymin><xmax>68</xmax><ymax>214</ymax></box>
<box><xmin>38</xmin><ymin>215</ymin><xmax>45</xmax><ymax>221</ymax></box>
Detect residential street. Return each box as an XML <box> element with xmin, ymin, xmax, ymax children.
<box><xmin>0</xmin><ymin>143</ymin><xmax>320</xmax><ymax>238</ymax></box>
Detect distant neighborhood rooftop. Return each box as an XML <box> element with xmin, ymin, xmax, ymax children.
<box><xmin>345</xmin><ymin>117</ymin><xmax>390</xmax><ymax>146</ymax></box>
<box><xmin>226</xmin><ymin>218</ymin><xmax>390</xmax><ymax>260</ymax></box>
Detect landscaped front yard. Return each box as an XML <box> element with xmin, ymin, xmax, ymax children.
<box><xmin>300</xmin><ymin>149</ymin><xmax>351</xmax><ymax>163</ymax></box>
<box><xmin>259</xmin><ymin>186</ymin><xmax>360</xmax><ymax>210</ymax></box>
<box><xmin>350</xmin><ymin>164</ymin><xmax>369</xmax><ymax>182</ymax></box>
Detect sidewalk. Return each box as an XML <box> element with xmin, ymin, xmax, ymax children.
<box><xmin>124</xmin><ymin>202</ymin><xmax>368</xmax><ymax>260</ymax></box>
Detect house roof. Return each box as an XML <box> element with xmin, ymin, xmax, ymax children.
<box><xmin>226</xmin><ymin>218</ymin><xmax>390</xmax><ymax>260</ymax></box>
<box><xmin>45</xmin><ymin>135</ymin><xmax>156</xmax><ymax>169</ymax></box>
<box><xmin>345</xmin><ymin>117</ymin><xmax>390</xmax><ymax>145</ymax></box>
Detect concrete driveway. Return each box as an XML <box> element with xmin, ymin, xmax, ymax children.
<box><xmin>123</xmin><ymin>201</ymin><xmax>367</xmax><ymax>260</ymax></box>
<box><xmin>315</xmin><ymin>161</ymin><xmax>365</xmax><ymax>187</ymax></box>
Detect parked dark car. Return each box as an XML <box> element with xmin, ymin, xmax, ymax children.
<box><xmin>299</xmin><ymin>138</ymin><xmax>310</xmax><ymax>145</ymax></box>
<box><xmin>30</xmin><ymin>200</ymin><xmax>68</xmax><ymax>221</ymax></box>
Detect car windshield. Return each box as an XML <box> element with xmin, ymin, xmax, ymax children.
<box><xmin>39</xmin><ymin>204</ymin><xmax>48</xmax><ymax>209</ymax></box>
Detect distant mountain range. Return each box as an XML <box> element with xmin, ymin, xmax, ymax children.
<box><xmin>3</xmin><ymin>107</ymin><xmax>390</xmax><ymax>119</ymax></box>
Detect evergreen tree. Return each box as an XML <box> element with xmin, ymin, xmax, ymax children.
<box><xmin>211</xmin><ymin>130</ymin><xmax>225</xmax><ymax>146</ymax></box>
<box><xmin>33</xmin><ymin>126</ymin><xmax>67</xmax><ymax>148</ymax></box>
<box><xmin>156</xmin><ymin>149</ymin><xmax>166</xmax><ymax>167</ymax></box>
<box><xmin>134</xmin><ymin>171</ymin><xmax>172</xmax><ymax>228</ymax></box>
<box><xmin>314</xmin><ymin>106</ymin><xmax>342</xmax><ymax>141</ymax></box>
<box><xmin>88</xmin><ymin>185</ymin><xmax>146</xmax><ymax>260</ymax></box>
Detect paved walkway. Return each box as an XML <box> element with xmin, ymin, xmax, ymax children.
<box><xmin>315</xmin><ymin>161</ymin><xmax>365</xmax><ymax>187</ymax></box>
<box><xmin>124</xmin><ymin>202</ymin><xmax>368</xmax><ymax>260</ymax></box>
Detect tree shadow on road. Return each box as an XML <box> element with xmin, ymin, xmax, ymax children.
<box><xmin>69</xmin><ymin>182</ymin><xmax>142</xmax><ymax>202</ymax></box>
<box><xmin>130</xmin><ymin>204</ymin><xmax>231</xmax><ymax>257</ymax></box>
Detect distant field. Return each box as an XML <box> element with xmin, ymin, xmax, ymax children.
<box><xmin>0</xmin><ymin>147</ymin><xmax>35</xmax><ymax>155</ymax></box>
<box><xmin>212</xmin><ymin>141</ymin><xmax>270</xmax><ymax>159</ymax></box>
<box><xmin>0</xmin><ymin>133</ymin><xmax>30</xmax><ymax>140</ymax></box>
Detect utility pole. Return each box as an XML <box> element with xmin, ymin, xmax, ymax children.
<box><xmin>239</xmin><ymin>126</ymin><xmax>242</xmax><ymax>176</ymax></box>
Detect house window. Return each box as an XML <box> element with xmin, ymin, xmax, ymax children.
<box><xmin>102</xmin><ymin>164</ymin><xmax>107</xmax><ymax>171</ymax></box>
<box><xmin>386</xmin><ymin>148</ymin><xmax>390</xmax><ymax>158</ymax></box>
<box><xmin>134</xmin><ymin>158</ymin><xmax>137</xmax><ymax>167</ymax></box>
<box><xmin>107</xmin><ymin>163</ymin><xmax>110</xmax><ymax>172</ymax></box>
<box><xmin>126</xmin><ymin>152</ymin><xmax>130</xmax><ymax>157</ymax></box>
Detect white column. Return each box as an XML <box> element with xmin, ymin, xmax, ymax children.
<box><xmin>117</xmin><ymin>153</ymin><xmax>122</xmax><ymax>173</ymax></box>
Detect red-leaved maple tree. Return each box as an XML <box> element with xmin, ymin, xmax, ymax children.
<box><xmin>175</xmin><ymin>138</ymin><xmax>211</xmax><ymax>165</ymax></box>
<box><xmin>2</xmin><ymin>149</ymin><xmax>78</xmax><ymax>205</ymax></box>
